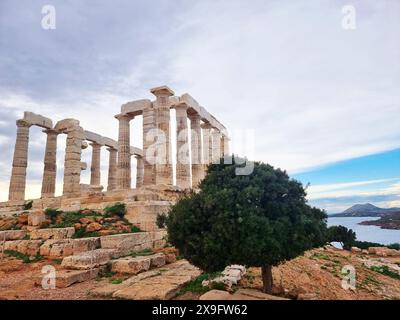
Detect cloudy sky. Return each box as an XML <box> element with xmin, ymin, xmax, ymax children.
<box><xmin>0</xmin><ymin>0</ymin><xmax>399</xmax><ymax>213</ymax></box>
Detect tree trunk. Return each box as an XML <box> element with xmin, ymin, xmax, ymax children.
<box><xmin>261</xmin><ymin>265</ymin><xmax>273</xmax><ymax>294</ymax></box>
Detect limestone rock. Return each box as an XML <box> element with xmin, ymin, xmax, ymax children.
<box><xmin>30</xmin><ymin>227</ymin><xmax>75</xmax><ymax>240</ymax></box>
<box><xmin>111</xmin><ymin>256</ymin><xmax>151</xmax><ymax>274</ymax></box>
<box><xmin>61</xmin><ymin>249</ymin><xmax>116</xmax><ymax>270</ymax></box>
<box><xmin>34</xmin><ymin>268</ymin><xmax>101</xmax><ymax>288</ymax></box>
<box><xmin>351</xmin><ymin>247</ymin><xmax>362</xmax><ymax>254</ymax></box>
<box><xmin>150</xmin><ymin>253</ymin><xmax>166</xmax><ymax>268</ymax></box>
<box><xmin>4</xmin><ymin>240</ymin><xmax>42</xmax><ymax>256</ymax></box>
<box><xmin>100</xmin><ymin>233</ymin><xmax>152</xmax><ymax>256</ymax></box>
<box><xmin>0</xmin><ymin>230</ymin><xmax>27</xmax><ymax>241</ymax></box>
<box><xmin>86</xmin><ymin>222</ymin><xmax>102</xmax><ymax>232</ymax></box>
<box><xmin>28</xmin><ymin>211</ymin><xmax>46</xmax><ymax>227</ymax></box>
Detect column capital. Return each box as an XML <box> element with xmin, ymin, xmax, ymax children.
<box><xmin>172</xmin><ymin>101</ymin><xmax>189</xmax><ymax>111</ymax></box>
<box><xmin>201</xmin><ymin>122</ymin><xmax>212</xmax><ymax>130</ymax></box>
<box><xmin>150</xmin><ymin>85</ymin><xmax>174</xmax><ymax>98</ymax></box>
<box><xmin>42</xmin><ymin>128</ymin><xmax>59</xmax><ymax>135</ymax></box>
<box><xmin>90</xmin><ymin>141</ymin><xmax>102</xmax><ymax>148</ymax></box>
<box><xmin>115</xmin><ymin>113</ymin><xmax>133</xmax><ymax>121</ymax></box>
<box><xmin>16</xmin><ymin>119</ymin><xmax>31</xmax><ymax>128</ymax></box>
<box><xmin>188</xmin><ymin>112</ymin><xmax>201</xmax><ymax>121</ymax></box>
<box><xmin>107</xmin><ymin>147</ymin><xmax>117</xmax><ymax>153</ymax></box>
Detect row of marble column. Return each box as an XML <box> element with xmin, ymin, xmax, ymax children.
<box><xmin>8</xmin><ymin>120</ymin><xmax>144</xmax><ymax>201</ymax></box>
<box><xmin>115</xmin><ymin>87</ymin><xmax>229</xmax><ymax>190</ymax></box>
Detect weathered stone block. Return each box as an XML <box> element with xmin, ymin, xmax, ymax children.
<box><xmin>61</xmin><ymin>249</ymin><xmax>116</xmax><ymax>270</ymax></box>
<box><xmin>111</xmin><ymin>256</ymin><xmax>151</xmax><ymax>274</ymax></box>
<box><xmin>28</xmin><ymin>211</ymin><xmax>46</xmax><ymax>227</ymax></box>
<box><xmin>149</xmin><ymin>253</ymin><xmax>166</xmax><ymax>268</ymax></box>
<box><xmin>5</xmin><ymin>240</ymin><xmax>42</xmax><ymax>256</ymax></box>
<box><xmin>34</xmin><ymin>268</ymin><xmax>101</xmax><ymax>288</ymax></box>
<box><xmin>100</xmin><ymin>233</ymin><xmax>152</xmax><ymax>256</ymax></box>
<box><xmin>0</xmin><ymin>230</ymin><xmax>27</xmax><ymax>241</ymax></box>
<box><xmin>30</xmin><ymin>227</ymin><xmax>75</xmax><ymax>240</ymax></box>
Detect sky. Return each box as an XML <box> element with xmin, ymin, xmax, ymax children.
<box><xmin>0</xmin><ymin>0</ymin><xmax>399</xmax><ymax>213</ymax></box>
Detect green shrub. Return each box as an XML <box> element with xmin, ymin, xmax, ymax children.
<box><xmin>104</xmin><ymin>203</ymin><xmax>126</xmax><ymax>218</ymax></box>
<box><xmin>370</xmin><ymin>265</ymin><xmax>400</xmax><ymax>280</ymax></box>
<box><xmin>4</xmin><ymin>250</ymin><xmax>43</xmax><ymax>263</ymax></box>
<box><xmin>23</xmin><ymin>200</ymin><xmax>33</xmax><ymax>210</ymax></box>
<box><xmin>156</xmin><ymin>213</ymin><xmax>168</xmax><ymax>229</ymax></box>
<box><xmin>110</xmin><ymin>278</ymin><xmax>124</xmax><ymax>284</ymax></box>
<box><xmin>72</xmin><ymin>228</ymin><xmax>99</xmax><ymax>239</ymax></box>
<box><xmin>44</xmin><ymin>208</ymin><xmax>62</xmax><ymax>224</ymax></box>
<box><xmin>179</xmin><ymin>272</ymin><xmax>223</xmax><ymax>295</ymax></box>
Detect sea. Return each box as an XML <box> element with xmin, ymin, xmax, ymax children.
<box><xmin>327</xmin><ymin>216</ymin><xmax>400</xmax><ymax>245</ymax></box>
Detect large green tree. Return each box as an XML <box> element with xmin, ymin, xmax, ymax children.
<box><xmin>166</xmin><ymin>157</ymin><xmax>327</xmax><ymax>293</ymax></box>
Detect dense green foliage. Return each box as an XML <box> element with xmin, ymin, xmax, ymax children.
<box><xmin>166</xmin><ymin>157</ymin><xmax>328</xmax><ymax>274</ymax></box>
<box><xmin>327</xmin><ymin>225</ymin><xmax>356</xmax><ymax>250</ymax></box>
<box><xmin>104</xmin><ymin>203</ymin><xmax>126</xmax><ymax>218</ymax></box>
<box><xmin>44</xmin><ymin>208</ymin><xmax>62</xmax><ymax>224</ymax></box>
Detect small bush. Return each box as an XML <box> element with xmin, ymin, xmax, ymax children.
<box><xmin>156</xmin><ymin>213</ymin><xmax>168</xmax><ymax>229</ymax></box>
<box><xmin>179</xmin><ymin>272</ymin><xmax>223</xmax><ymax>295</ymax></box>
<box><xmin>130</xmin><ymin>225</ymin><xmax>142</xmax><ymax>233</ymax></box>
<box><xmin>104</xmin><ymin>203</ymin><xmax>126</xmax><ymax>218</ymax></box>
<box><xmin>110</xmin><ymin>278</ymin><xmax>124</xmax><ymax>284</ymax></box>
<box><xmin>44</xmin><ymin>208</ymin><xmax>62</xmax><ymax>224</ymax></box>
<box><xmin>4</xmin><ymin>250</ymin><xmax>43</xmax><ymax>264</ymax></box>
<box><xmin>23</xmin><ymin>200</ymin><xmax>33</xmax><ymax>210</ymax></box>
<box><xmin>72</xmin><ymin>228</ymin><xmax>99</xmax><ymax>239</ymax></box>
<box><xmin>370</xmin><ymin>265</ymin><xmax>400</xmax><ymax>280</ymax></box>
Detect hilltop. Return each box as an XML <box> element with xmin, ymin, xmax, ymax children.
<box><xmin>330</xmin><ymin>204</ymin><xmax>400</xmax><ymax>217</ymax></box>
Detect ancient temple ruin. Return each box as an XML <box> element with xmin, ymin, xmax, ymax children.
<box><xmin>1</xmin><ymin>86</ymin><xmax>229</xmax><ymax>230</ymax></box>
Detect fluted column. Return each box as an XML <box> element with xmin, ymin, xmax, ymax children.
<box><xmin>135</xmin><ymin>155</ymin><xmax>144</xmax><ymax>188</ymax></box>
<box><xmin>41</xmin><ymin>129</ymin><xmax>58</xmax><ymax>198</ymax></box>
<box><xmin>221</xmin><ymin>134</ymin><xmax>230</xmax><ymax>157</ymax></box>
<box><xmin>8</xmin><ymin>120</ymin><xmax>31</xmax><ymax>201</ymax></box>
<box><xmin>201</xmin><ymin>122</ymin><xmax>212</xmax><ymax>165</ymax></box>
<box><xmin>142</xmin><ymin>106</ymin><xmax>156</xmax><ymax>186</ymax></box>
<box><xmin>116</xmin><ymin>114</ymin><xmax>132</xmax><ymax>189</ymax></box>
<box><xmin>189</xmin><ymin>113</ymin><xmax>202</xmax><ymax>188</ymax></box>
<box><xmin>175</xmin><ymin>102</ymin><xmax>191</xmax><ymax>189</ymax></box>
<box><xmin>107</xmin><ymin>147</ymin><xmax>117</xmax><ymax>191</ymax></box>
<box><xmin>63</xmin><ymin>128</ymin><xmax>85</xmax><ymax>197</ymax></box>
<box><xmin>90</xmin><ymin>142</ymin><xmax>102</xmax><ymax>186</ymax></box>
<box><xmin>151</xmin><ymin>86</ymin><xmax>174</xmax><ymax>185</ymax></box>
<box><xmin>212</xmin><ymin>129</ymin><xmax>221</xmax><ymax>163</ymax></box>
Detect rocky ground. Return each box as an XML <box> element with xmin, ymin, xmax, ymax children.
<box><xmin>0</xmin><ymin>246</ymin><xmax>399</xmax><ymax>300</ymax></box>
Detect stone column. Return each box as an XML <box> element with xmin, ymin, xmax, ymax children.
<box><xmin>151</xmin><ymin>86</ymin><xmax>174</xmax><ymax>185</ymax></box>
<box><xmin>135</xmin><ymin>155</ymin><xmax>144</xmax><ymax>188</ymax></box>
<box><xmin>8</xmin><ymin>120</ymin><xmax>31</xmax><ymax>201</ymax></box>
<box><xmin>107</xmin><ymin>148</ymin><xmax>117</xmax><ymax>191</ymax></box>
<box><xmin>90</xmin><ymin>142</ymin><xmax>102</xmax><ymax>186</ymax></box>
<box><xmin>63</xmin><ymin>128</ymin><xmax>85</xmax><ymax>197</ymax></box>
<box><xmin>221</xmin><ymin>134</ymin><xmax>230</xmax><ymax>157</ymax></box>
<box><xmin>201</xmin><ymin>122</ymin><xmax>212</xmax><ymax>165</ymax></box>
<box><xmin>116</xmin><ymin>114</ymin><xmax>132</xmax><ymax>190</ymax></box>
<box><xmin>41</xmin><ymin>129</ymin><xmax>58</xmax><ymax>198</ymax></box>
<box><xmin>175</xmin><ymin>102</ymin><xmax>191</xmax><ymax>189</ymax></box>
<box><xmin>212</xmin><ymin>129</ymin><xmax>222</xmax><ymax>163</ymax></box>
<box><xmin>142</xmin><ymin>106</ymin><xmax>156</xmax><ymax>186</ymax></box>
<box><xmin>189</xmin><ymin>112</ymin><xmax>202</xmax><ymax>188</ymax></box>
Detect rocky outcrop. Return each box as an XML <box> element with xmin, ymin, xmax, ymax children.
<box><xmin>30</xmin><ymin>227</ymin><xmax>75</xmax><ymax>240</ymax></box>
